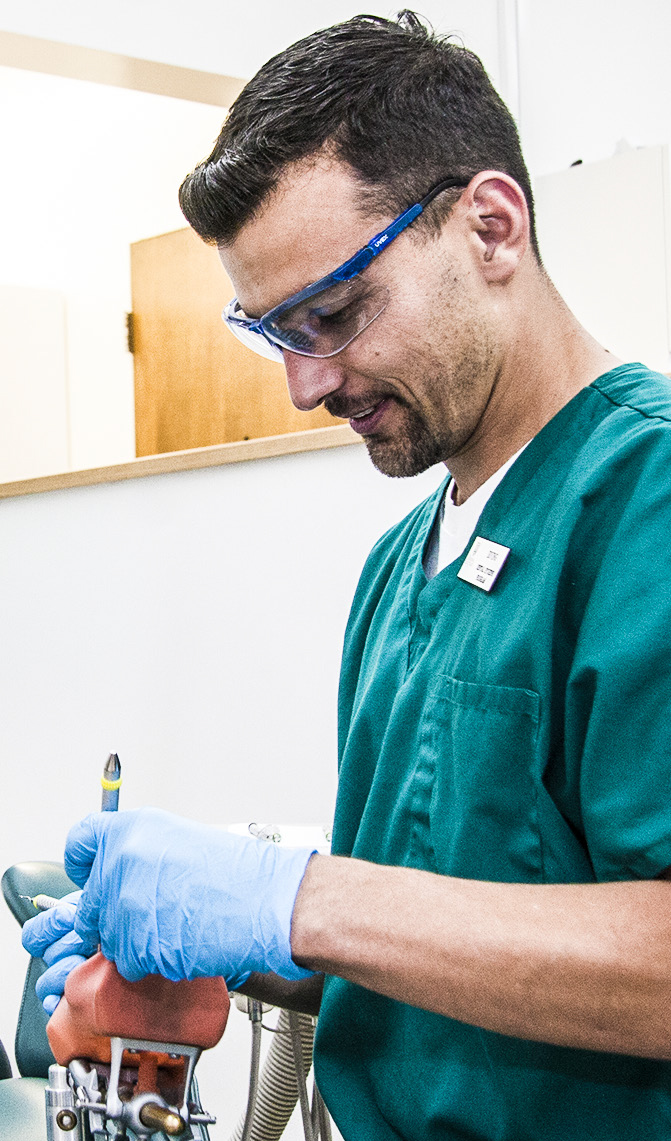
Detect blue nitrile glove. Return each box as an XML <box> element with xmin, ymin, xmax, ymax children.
<box><xmin>24</xmin><ymin>808</ymin><xmax>316</xmax><ymax>990</ymax></box>
<box><xmin>22</xmin><ymin>891</ymin><xmax>94</xmax><ymax>1014</ymax></box>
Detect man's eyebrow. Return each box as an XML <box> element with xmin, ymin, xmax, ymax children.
<box><xmin>236</xmin><ymin>282</ymin><xmax>302</xmax><ymax>321</ymax></box>
<box><xmin>240</xmin><ymin>263</ymin><xmax>366</xmax><ymax>321</ymax></box>
<box><xmin>239</xmin><ymin>275</ymin><xmax>330</xmax><ymax>320</ymax></box>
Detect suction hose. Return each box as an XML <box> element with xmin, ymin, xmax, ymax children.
<box><xmin>228</xmin><ymin>1009</ymin><xmax>315</xmax><ymax>1141</ymax></box>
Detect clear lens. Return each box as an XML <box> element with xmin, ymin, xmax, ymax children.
<box><xmin>222</xmin><ymin>303</ymin><xmax>285</xmax><ymax>362</ymax></box>
<box><xmin>264</xmin><ymin>277</ymin><xmax>389</xmax><ymax>358</ymax></box>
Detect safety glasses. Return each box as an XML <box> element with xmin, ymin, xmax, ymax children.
<box><xmin>222</xmin><ymin>176</ymin><xmax>468</xmax><ymax>362</ymax></box>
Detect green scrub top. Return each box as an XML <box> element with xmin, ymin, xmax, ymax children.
<box><xmin>315</xmin><ymin>364</ymin><xmax>671</xmax><ymax>1140</ymax></box>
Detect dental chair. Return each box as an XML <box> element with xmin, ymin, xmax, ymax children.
<box><xmin>0</xmin><ymin>861</ymin><xmax>78</xmax><ymax>1141</ymax></box>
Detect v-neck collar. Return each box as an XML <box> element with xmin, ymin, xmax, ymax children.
<box><xmin>405</xmin><ymin>365</ymin><xmax>636</xmax><ymax>626</ymax></box>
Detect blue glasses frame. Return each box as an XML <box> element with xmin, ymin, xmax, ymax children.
<box><xmin>223</xmin><ymin>175</ymin><xmax>468</xmax><ymax>360</ymax></box>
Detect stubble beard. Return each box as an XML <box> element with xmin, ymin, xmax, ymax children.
<box><xmin>326</xmin><ymin>378</ymin><xmax>475</xmax><ymax>479</ymax></box>
<box><xmin>362</xmin><ymin>401</ymin><xmax>449</xmax><ymax>478</ymax></box>
<box><xmin>325</xmin><ymin>389</ymin><xmax>468</xmax><ymax>479</ymax></box>
<box><xmin>361</xmin><ymin>330</ymin><xmax>497</xmax><ymax>478</ymax></box>
<box><xmin>325</xmin><ymin>389</ymin><xmax>446</xmax><ymax>477</ymax></box>
<box><xmin>324</xmin><ymin>307</ymin><xmax>496</xmax><ymax>478</ymax></box>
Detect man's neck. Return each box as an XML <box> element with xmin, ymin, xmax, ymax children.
<box><xmin>448</xmin><ymin>280</ymin><xmax>621</xmax><ymax>505</ymax></box>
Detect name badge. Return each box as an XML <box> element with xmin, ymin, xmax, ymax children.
<box><xmin>457</xmin><ymin>536</ymin><xmax>511</xmax><ymax>592</ymax></box>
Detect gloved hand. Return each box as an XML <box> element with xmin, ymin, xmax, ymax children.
<box><xmin>22</xmin><ymin>809</ymin><xmax>316</xmax><ymax>1001</ymax></box>
<box><xmin>22</xmin><ymin>891</ymin><xmax>94</xmax><ymax>1014</ymax></box>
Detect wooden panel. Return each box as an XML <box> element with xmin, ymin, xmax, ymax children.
<box><xmin>0</xmin><ymin>31</ymin><xmax>245</xmax><ymax>107</ymax></box>
<box><xmin>0</xmin><ymin>424</ymin><xmax>359</xmax><ymax>499</ymax></box>
<box><xmin>131</xmin><ymin>227</ymin><xmax>339</xmax><ymax>456</ymax></box>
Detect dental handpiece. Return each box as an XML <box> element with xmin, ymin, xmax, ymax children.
<box><xmin>22</xmin><ymin>753</ymin><xmax>122</xmax><ymax>913</ymax></box>
<box><xmin>20</xmin><ymin>894</ymin><xmax>61</xmax><ymax>911</ymax></box>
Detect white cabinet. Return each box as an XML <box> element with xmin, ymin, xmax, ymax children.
<box><xmin>0</xmin><ymin>284</ymin><xmax>70</xmax><ymax>481</ymax></box>
<box><xmin>534</xmin><ymin>144</ymin><xmax>671</xmax><ymax>374</ymax></box>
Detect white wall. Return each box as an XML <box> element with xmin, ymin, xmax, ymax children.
<box><xmin>0</xmin><ymin>1</ymin><xmax>502</xmax><ymax>89</ymax></box>
<box><xmin>0</xmin><ymin>441</ymin><xmax>443</xmax><ymax>1136</ymax></box>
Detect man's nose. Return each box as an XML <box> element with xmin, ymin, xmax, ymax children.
<box><xmin>282</xmin><ymin>350</ymin><xmax>346</xmax><ymax>412</ymax></box>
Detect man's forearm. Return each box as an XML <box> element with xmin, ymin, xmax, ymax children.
<box><xmin>291</xmin><ymin>854</ymin><xmax>671</xmax><ymax>1058</ymax></box>
<box><xmin>235</xmin><ymin>970</ymin><xmax>324</xmax><ymax>1015</ymax></box>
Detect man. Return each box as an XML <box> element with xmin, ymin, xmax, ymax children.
<box><xmin>24</xmin><ymin>12</ymin><xmax>671</xmax><ymax>1139</ymax></box>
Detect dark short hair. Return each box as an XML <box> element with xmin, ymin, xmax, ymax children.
<box><xmin>179</xmin><ymin>10</ymin><xmax>539</xmax><ymax>255</ymax></box>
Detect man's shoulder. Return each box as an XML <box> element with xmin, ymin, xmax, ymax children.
<box><xmin>590</xmin><ymin>362</ymin><xmax>671</xmax><ymax>430</ymax></box>
<box><xmin>566</xmin><ymin>363</ymin><xmax>671</xmax><ymax>494</ymax></box>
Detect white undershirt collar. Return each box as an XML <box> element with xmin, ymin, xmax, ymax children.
<box><xmin>424</xmin><ymin>442</ymin><xmax>530</xmax><ymax>579</ymax></box>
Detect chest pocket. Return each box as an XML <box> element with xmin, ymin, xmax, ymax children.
<box><xmin>423</xmin><ymin>676</ymin><xmax>543</xmax><ymax>882</ymax></box>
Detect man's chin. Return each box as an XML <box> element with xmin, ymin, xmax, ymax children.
<box><xmin>364</xmin><ymin>434</ymin><xmax>442</xmax><ymax>479</ymax></box>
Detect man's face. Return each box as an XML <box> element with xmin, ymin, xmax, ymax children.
<box><xmin>219</xmin><ymin>159</ymin><xmax>502</xmax><ymax>478</ymax></box>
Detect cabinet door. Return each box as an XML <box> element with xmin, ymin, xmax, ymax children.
<box><xmin>131</xmin><ymin>226</ymin><xmax>338</xmax><ymax>457</ymax></box>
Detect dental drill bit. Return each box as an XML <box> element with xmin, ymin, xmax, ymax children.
<box><xmin>101</xmin><ymin>753</ymin><xmax>121</xmax><ymax>812</ymax></box>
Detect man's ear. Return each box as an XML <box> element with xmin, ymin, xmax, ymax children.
<box><xmin>464</xmin><ymin>172</ymin><xmax>530</xmax><ymax>283</ymax></box>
